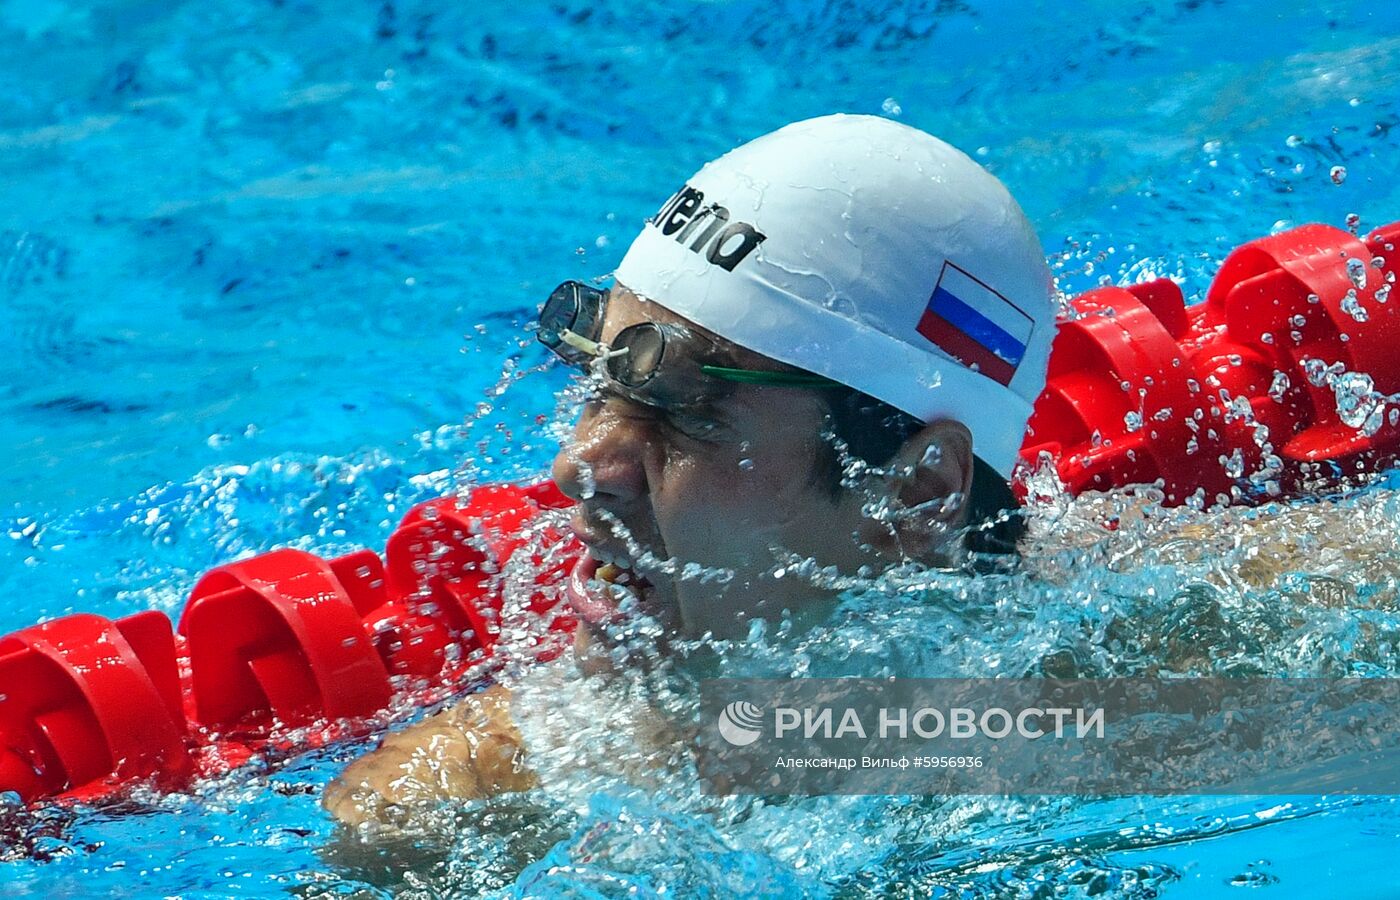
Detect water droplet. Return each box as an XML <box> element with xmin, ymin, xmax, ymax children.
<box><xmin>1341</xmin><ymin>289</ymin><xmax>1369</xmax><ymax>321</ymax></box>
<box><xmin>737</xmin><ymin>458</ymin><xmax>755</xmax><ymax>471</ymax></box>
<box><xmin>1378</xmin><ymin>284</ymin><xmax>1392</xmax><ymax>304</ymax></box>
<box><xmin>1123</xmin><ymin>410</ymin><xmax>1143</xmax><ymax>432</ymax></box>
<box><xmin>1346</xmin><ymin>213</ymin><xmax>1361</xmax><ymax>233</ymax></box>
<box><xmin>1330</xmin><ymin>165</ymin><xmax>1348</xmax><ymax>184</ymax></box>
<box><xmin>1286</xmin><ymin>134</ymin><xmax>1305</xmax><ymax>148</ymax></box>
<box><xmin>1346</xmin><ymin>257</ymin><xmax>1368</xmax><ymax>291</ymax></box>
<box><xmin>1269</xmin><ymin>371</ymin><xmax>1290</xmax><ymax>402</ymax></box>
<box><xmin>880</xmin><ymin>97</ymin><xmax>903</xmax><ymax>117</ymax></box>
<box><xmin>1331</xmin><ymin>370</ymin><xmax>1383</xmax><ymax>433</ymax></box>
<box><xmin>1221</xmin><ymin>448</ymin><xmax>1245</xmax><ymax>478</ymax></box>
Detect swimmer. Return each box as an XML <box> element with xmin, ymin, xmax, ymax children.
<box><xmin>323</xmin><ymin>114</ymin><xmax>1058</xmax><ymax>826</ymax></box>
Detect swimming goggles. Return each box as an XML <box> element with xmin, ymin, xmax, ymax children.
<box><xmin>537</xmin><ymin>280</ymin><xmax>841</xmax><ymax>391</ymax></box>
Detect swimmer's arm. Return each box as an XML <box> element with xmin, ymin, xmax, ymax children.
<box><xmin>321</xmin><ymin>684</ymin><xmax>533</xmax><ymax>827</ymax></box>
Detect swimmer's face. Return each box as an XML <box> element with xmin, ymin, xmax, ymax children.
<box><xmin>552</xmin><ymin>285</ymin><xmax>974</xmax><ymax>642</ymax></box>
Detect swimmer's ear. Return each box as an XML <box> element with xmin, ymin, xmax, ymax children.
<box><xmin>857</xmin><ymin>419</ymin><xmax>974</xmax><ymax>561</ymax></box>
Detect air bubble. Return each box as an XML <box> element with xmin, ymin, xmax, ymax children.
<box><xmin>1123</xmin><ymin>411</ymin><xmax>1143</xmax><ymax>433</ymax></box>
<box><xmin>1330</xmin><ymin>165</ymin><xmax>1348</xmax><ymax>185</ymax></box>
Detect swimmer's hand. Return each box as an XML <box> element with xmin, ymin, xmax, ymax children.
<box><xmin>321</xmin><ymin>685</ymin><xmax>533</xmax><ymax>828</ymax></box>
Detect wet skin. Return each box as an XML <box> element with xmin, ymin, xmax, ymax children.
<box><xmin>554</xmin><ymin>283</ymin><xmax>976</xmax><ymax>644</ymax></box>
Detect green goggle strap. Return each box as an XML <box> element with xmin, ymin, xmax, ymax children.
<box><xmin>699</xmin><ymin>365</ymin><xmax>843</xmax><ymax>388</ymax></box>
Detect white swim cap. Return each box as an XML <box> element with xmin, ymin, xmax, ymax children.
<box><xmin>614</xmin><ymin>114</ymin><xmax>1055</xmax><ymax>476</ymax></box>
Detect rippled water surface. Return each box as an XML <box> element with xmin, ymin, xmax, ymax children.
<box><xmin>3</xmin><ymin>0</ymin><xmax>1400</xmax><ymax>897</ymax></box>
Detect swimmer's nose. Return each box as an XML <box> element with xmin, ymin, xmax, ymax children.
<box><xmin>552</xmin><ymin>400</ymin><xmax>648</xmax><ymax>506</ymax></box>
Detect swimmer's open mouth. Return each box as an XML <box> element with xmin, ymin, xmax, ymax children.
<box><xmin>566</xmin><ymin>552</ymin><xmax>655</xmax><ymax>625</ymax></box>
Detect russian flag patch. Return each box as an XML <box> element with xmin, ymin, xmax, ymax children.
<box><xmin>915</xmin><ymin>262</ymin><xmax>1033</xmax><ymax>386</ymax></box>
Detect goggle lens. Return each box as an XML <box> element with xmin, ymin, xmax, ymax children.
<box><xmin>537</xmin><ymin>281</ymin><xmax>605</xmax><ymax>365</ymax></box>
<box><xmin>607</xmin><ymin>322</ymin><xmax>667</xmax><ymax>388</ymax></box>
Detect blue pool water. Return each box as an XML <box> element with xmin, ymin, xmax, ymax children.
<box><xmin>4</xmin><ymin>0</ymin><xmax>1400</xmax><ymax>896</ymax></box>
